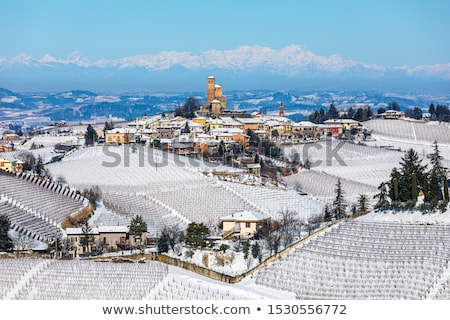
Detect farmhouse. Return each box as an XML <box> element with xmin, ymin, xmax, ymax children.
<box><xmin>220</xmin><ymin>210</ymin><xmax>270</xmax><ymax>240</ymax></box>
<box><xmin>377</xmin><ymin>109</ymin><xmax>406</xmax><ymax>119</ymax></box>
<box><xmin>66</xmin><ymin>225</ymin><xmax>148</xmax><ymax>257</ymax></box>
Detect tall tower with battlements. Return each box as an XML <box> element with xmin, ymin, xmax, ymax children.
<box><xmin>202</xmin><ymin>75</ymin><xmax>226</xmax><ymax>117</ymax></box>
<box><xmin>207</xmin><ymin>76</ymin><xmax>216</xmax><ymax>105</ymax></box>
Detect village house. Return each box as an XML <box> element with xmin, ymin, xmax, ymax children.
<box><xmin>324</xmin><ymin>119</ymin><xmax>360</xmax><ymax>131</ymax></box>
<box><xmin>0</xmin><ymin>155</ymin><xmax>23</xmax><ymax>173</ymax></box>
<box><xmin>192</xmin><ymin>117</ymin><xmax>207</xmax><ymax>127</ymax></box>
<box><xmin>0</xmin><ymin>144</ymin><xmax>13</xmax><ymax>152</ymax></box>
<box><xmin>264</xmin><ymin>120</ymin><xmax>285</xmax><ymax>138</ymax></box>
<box><xmin>66</xmin><ymin>226</ymin><xmax>147</xmax><ymax>257</ymax></box>
<box><xmin>221</xmin><ymin>117</ymin><xmax>245</xmax><ymax>130</ymax></box>
<box><xmin>136</xmin><ymin>128</ymin><xmax>159</xmax><ymax>144</ymax></box>
<box><xmin>1</xmin><ymin>133</ymin><xmax>21</xmax><ymax>142</ymax></box>
<box><xmin>199</xmin><ymin>140</ymin><xmax>219</xmax><ymax>157</ymax></box>
<box><xmin>220</xmin><ymin>211</ymin><xmax>270</xmax><ymax>240</ymax></box>
<box><xmin>377</xmin><ymin>109</ymin><xmax>406</xmax><ymax>120</ymax></box>
<box><xmin>207</xmin><ymin>119</ymin><xmax>224</xmax><ymax>131</ymax></box>
<box><xmin>246</xmin><ymin>163</ymin><xmax>261</xmax><ymax>176</ymax></box>
<box><xmin>105</xmin><ymin>128</ymin><xmax>134</xmax><ymax>145</ymax></box>
<box><xmin>235</xmin><ymin>117</ymin><xmax>264</xmax><ymax>132</ymax></box>
<box><xmin>165</xmin><ymin>134</ymin><xmax>195</xmax><ymax>155</ymax></box>
<box><xmin>231</xmin><ymin>132</ymin><xmax>250</xmax><ymax>149</ymax></box>
<box><xmin>186</xmin><ymin>120</ymin><xmax>205</xmax><ymax>134</ymax></box>
<box><xmin>318</xmin><ymin>123</ymin><xmax>344</xmax><ymax>136</ymax></box>
<box><xmin>292</xmin><ymin>121</ymin><xmax>319</xmax><ymax>138</ymax></box>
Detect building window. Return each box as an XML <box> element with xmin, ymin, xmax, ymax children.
<box><xmin>245</xmin><ymin>222</ymin><xmax>251</xmax><ymax>228</ymax></box>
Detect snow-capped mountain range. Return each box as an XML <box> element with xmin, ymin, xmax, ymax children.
<box><xmin>1</xmin><ymin>45</ymin><xmax>449</xmax><ymax>92</ymax></box>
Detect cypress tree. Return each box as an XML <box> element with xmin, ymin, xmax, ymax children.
<box><xmin>393</xmin><ymin>178</ymin><xmax>399</xmax><ymax>202</ymax></box>
<box><xmin>444</xmin><ymin>177</ymin><xmax>449</xmax><ymax>202</ymax></box>
<box><xmin>411</xmin><ymin>173</ymin><xmax>418</xmax><ymax>201</ymax></box>
<box><xmin>333</xmin><ymin>179</ymin><xmax>347</xmax><ymax>219</ymax></box>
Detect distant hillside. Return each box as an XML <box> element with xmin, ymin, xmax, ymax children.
<box><xmin>1</xmin><ymin>87</ymin><xmax>449</xmax><ymax>124</ymax></box>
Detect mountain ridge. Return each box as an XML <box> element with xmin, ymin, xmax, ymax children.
<box><xmin>1</xmin><ymin>45</ymin><xmax>449</xmax><ymax>93</ymax></box>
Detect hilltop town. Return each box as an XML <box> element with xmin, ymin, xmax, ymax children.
<box><xmin>1</xmin><ymin>76</ymin><xmax>372</xmax><ymax>179</ymax></box>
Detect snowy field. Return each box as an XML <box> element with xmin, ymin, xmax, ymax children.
<box><xmin>281</xmin><ymin>120</ymin><xmax>450</xmax><ymax>206</ymax></box>
<box><xmin>3</xmin><ymin>119</ymin><xmax>450</xmax><ymax>302</ymax></box>
<box><xmin>2</xmin><ymin>210</ymin><xmax>450</xmax><ymax>300</ymax></box>
<box><xmin>46</xmin><ymin>145</ymin><xmax>324</xmax><ymax>231</ymax></box>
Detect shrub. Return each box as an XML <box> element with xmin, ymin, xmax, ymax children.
<box><xmin>214</xmin><ymin>252</ymin><xmax>225</xmax><ymax>267</ymax></box>
<box><xmin>202</xmin><ymin>253</ymin><xmax>209</xmax><ymax>267</ymax></box>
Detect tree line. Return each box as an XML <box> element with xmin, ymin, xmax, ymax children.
<box><xmin>374</xmin><ymin>141</ymin><xmax>449</xmax><ymax>212</ymax></box>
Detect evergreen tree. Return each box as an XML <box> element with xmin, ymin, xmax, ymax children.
<box><xmin>0</xmin><ymin>215</ymin><xmax>14</xmax><ymax>251</ymax></box>
<box><xmin>357</xmin><ymin>194</ymin><xmax>369</xmax><ymax>214</ymax></box>
<box><xmin>85</xmin><ymin>124</ymin><xmax>98</xmax><ymax>146</ymax></box>
<box><xmin>323</xmin><ymin>203</ymin><xmax>333</xmax><ymax>221</ymax></box>
<box><xmin>405</xmin><ymin>107</ymin><xmax>423</xmax><ymax>120</ymax></box>
<box><xmin>379</xmin><ymin>145</ymin><xmax>449</xmax><ymax>211</ymax></box>
<box><xmin>103</xmin><ymin>120</ymin><xmax>114</xmax><ymax>132</ymax></box>
<box><xmin>377</xmin><ymin>107</ymin><xmax>386</xmax><ymax>115</ymax></box>
<box><xmin>444</xmin><ymin>177</ymin><xmax>449</xmax><ymax>202</ymax></box>
<box><xmin>388</xmin><ymin>101</ymin><xmax>401</xmax><ymax>111</ymax></box>
<box><xmin>393</xmin><ymin>177</ymin><xmax>400</xmax><ymax>202</ymax></box>
<box><xmin>366</xmin><ymin>106</ymin><xmax>374</xmax><ymax>119</ymax></box>
<box><xmin>185</xmin><ymin>222</ymin><xmax>209</xmax><ymax>248</ymax></box>
<box><xmin>430</xmin><ymin>140</ymin><xmax>446</xmax><ymax>177</ymax></box>
<box><xmin>242</xmin><ymin>240</ymin><xmax>251</xmax><ymax>259</ymax></box>
<box><xmin>129</xmin><ymin>215</ymin><xmax>148</xmax><ymax>245</ymax></box>
<box><xmin>374</xmin><ymin>182</ymin><xmax>390</xmax><ymax>209</ymax></box>
<box><xmin>411</xmin><ymin>173</ymin><xmax>418</xmax><ymax>201</ymax></box>
<box><xmin>332</xmin><ymin>179</ymin><xmax>347</xmax><ymax>219</ymax></box>
<box><xmin>427</xmin><ymin>141</ymin><xmax>447</xmax><ymax>204</ymax></box>
<box><xmin>354</xmin><ymin>108</ymin><xmax>364</xmax><ymax>121</ymax></box>
<box><xmin>251</xmin><ymin>242</ymin><xmax>261</xmax><ymax>262</ymax></box>
<box><xmin>247</xmin><ymin>128</ymin><xmax>260</xmax><ymax>147</ymax></box>
<box><xmin>397</xmin><ymin>149</ymin><xmax>427</xmax><ymax>202</ymax></box>
<box><xmin>347</xmin><ymin>107</ymin><xmax>355</xmax><ymax>119</ymax></box>
<box><xmin>328</xmin><ymin>102</ymin><xmax>339</xmax><ymax>119</ymax></box>
<box><xmin>79</xmin><ymin>221</ymin><xmax>95</xmax><ymax>252</ymax></box>
<box><xmin>429</xmin><ymin>103</ymin><xmax>436</xmax><ymax>119</ymax></box>
<box><xmin>34</xmin><ymin>155</ymin><xmax>45</xmax><ymax>176</ymax></box>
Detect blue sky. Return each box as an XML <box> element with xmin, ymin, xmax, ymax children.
<box><xmin>1</xmin><ymin>0</ymin><xmax>449</xmax><ymax>67</ymax></box>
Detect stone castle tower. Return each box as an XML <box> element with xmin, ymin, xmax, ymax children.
<box><xmin>201</xmin><ymin>76</ymin><xmax>227</xmax><ymax>117</ymax></box>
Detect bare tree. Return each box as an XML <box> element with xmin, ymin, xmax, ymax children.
<box><xmin>13</xmin><ymin>233</ymin><xmax>33</xmax><ymax>251</ymax></box>
<box><xmin>278</xmin><ymin>209</ymin><xmax>301</xmax><ymax>248</ymax></box>
<box><xmin>158</xmin><ymin>224</ymin><xmax>185</xmax><ymax>253</ymax></box>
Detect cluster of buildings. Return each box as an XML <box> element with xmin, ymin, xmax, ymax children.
<box><xmin>0</xmin><ymin>76</ymin><xmax>368</xmax><ymax>174</ymax></box>
<box><xmin>100</xmin><ymin>76</ymin><xmax>363</xmax><ymax>157</ymax></box>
